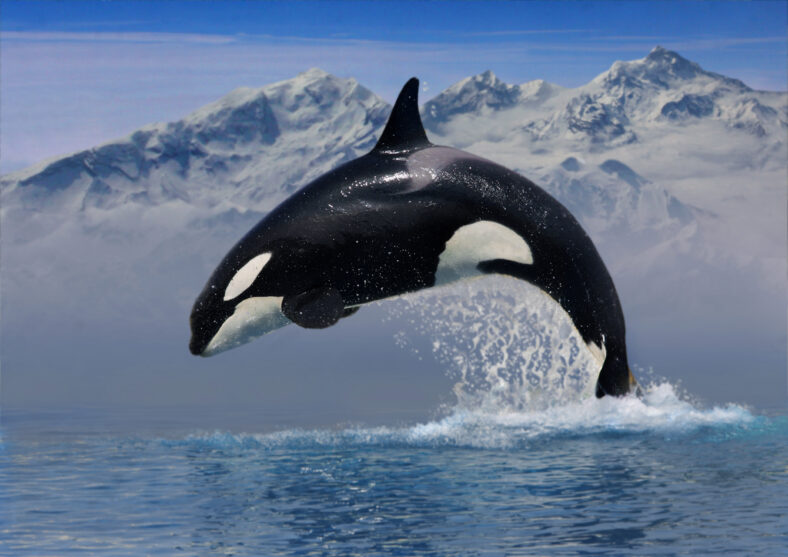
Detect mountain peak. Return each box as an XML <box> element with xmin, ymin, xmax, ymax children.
<box><xmin>458</xmin><ymin>70</ymin><xmax>512</xmax><ymax>90</ymax></box>
<box><xmin>300</xmin><ymin>67</ymin><xmax>331</xmax><ymax>78</ymax></box>
<box><xmin>280</xmin><ymin>67</ymin><xmax>347</xmax><ymax>90</ymax></box>
<box><xmin>295</xmin><ymin>67</ymin><xmax>339</xmax><ymax>84</ymax></box>
<box><xmin>646</xmin><ymin>45</ymin><xmax>675</xmax><ymax>61</ymax></box>
<box><xmin>474</xmin><ymin>70</ymin><xmax>498</xmax><ymax>84</ymax></box>
<box><xmin>422</xmin><ymin>71</ymin><xmax>522</xmax><ymax>127</ymax></box>
<box><xmin>185</xmin><ymin>68</ymin><xmax>344</xmax><ymax>126</ymax></box>
<box><xmin>642</xmin><ymin>46</ymin><xmax>702</xmax><ymax>78</ymax></box>
<box><xmin>595</xmin><ymin>46</ymin><xmax>748</xmax><ymax>93</ymax></box>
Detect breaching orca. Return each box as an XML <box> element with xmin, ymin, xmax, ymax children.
<box><xmin>189</xmin><ymin>78</ymin><xmax>639</xmax><ymax>397</ymax></box>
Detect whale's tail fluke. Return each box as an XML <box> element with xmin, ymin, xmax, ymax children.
<box><xmin>596</xmin><ymin>358</ymin><xmax>642</xmax><ymax>398</ymax></box>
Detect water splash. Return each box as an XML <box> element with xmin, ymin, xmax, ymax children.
<box><xmin>384</xmin><ymin>275</ymin><xmax>600</xmax><ymax>411</ymax></box>
<box><xmin>174</xmin><ymin>384</ymin><xmax>763</xmax><ymax>450</ymax></box>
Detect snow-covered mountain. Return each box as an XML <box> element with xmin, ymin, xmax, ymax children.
<box><xmin>4</xmin><ymin>47</ymin><xmax>783</xmax><ymax>241</ymax></box>
<box><xmin>1</xmin><ymin>47</ymin><xmax>785</xmax><ymax>405</ymax></box>
<box><xmin>422</xmin><ymin>70</ymin><xmax>562</xmax><ymax>127</ymax></box>
<box><xmin>1</xmin><ymin>68</ymin><xmax>388</xmax><ymax>218</ymax></box>
<box><xmin>425</xmin><ymin>46</ymin><xmax>786</xmax><ymax>148</ymax></box>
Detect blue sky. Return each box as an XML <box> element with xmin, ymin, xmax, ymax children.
<box><xmin>3</xmin><ymin>1</ymin><xmax>786</xmax><ymax>51</ymax></box>
<box><xmin>1</xmin><ymin>0</ymin><xmax>786</xmax><ymax>172</ymax></box>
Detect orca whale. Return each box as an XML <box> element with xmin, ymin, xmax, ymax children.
<box><xmin>189</xmin><ymin>78</ymin><xmax>639</xmax><ymax>397</ymax></box>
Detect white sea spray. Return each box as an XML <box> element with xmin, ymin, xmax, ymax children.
<box><xmin>384</xmin><ymin>275</ymin><xmax>600</xmax><ymax>411</ymax></box>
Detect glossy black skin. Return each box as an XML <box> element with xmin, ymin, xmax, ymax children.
<box><xmin>189</xmin><ymin>150</ymin><xmax>470</xmax><ymax>353</ymax></box>
<box><xmin>190</xmin><ymin>78</ymin><xmax>634</xmax><ymax>397</ymax></box>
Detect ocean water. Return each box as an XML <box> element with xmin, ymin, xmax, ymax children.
<box><xmin>2</xmin><ymin>279</ymin><xmax>787</xmax><ymax>555</ymax></box>
<box><xmin>2</xmin><ymin>389</ymin><xmax>787</xmax><ymax>556</ymax></box>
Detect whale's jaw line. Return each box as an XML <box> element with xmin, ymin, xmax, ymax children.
<box><xmin>194</xmin><ymin>296</ymin><xmax>289</xmax><ymax>357</ymax></box>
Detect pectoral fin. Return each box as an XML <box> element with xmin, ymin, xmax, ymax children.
<box><xmin>282</xmin><ymin>287</ymin><xmax>345</xmax><ymax>329</ymax></box>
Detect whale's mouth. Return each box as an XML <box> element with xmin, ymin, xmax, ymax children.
<box><xmin>189</xmin><ymin>302</ymin><xmax>231</xmax><ymax>356</ymax></box>
<box><xmin>188</xmin><ymin>335</ymin><xmax>206</xmax><ymax>356</ymax></box>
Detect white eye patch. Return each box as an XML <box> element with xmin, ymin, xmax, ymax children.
<box><xmin>224</xmin><ymin>252</ymin><xmax>272</xmax><ymax>301</ymax></box>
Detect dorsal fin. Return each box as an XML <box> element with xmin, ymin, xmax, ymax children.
<box><xmin>374</xmin><ymin>78</ymin><xmax>430</xmax><ymax>152</ymax></box>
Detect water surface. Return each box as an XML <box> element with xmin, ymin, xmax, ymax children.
<box><xmin>2</xmin><ymin>386</ymin><xmax>786</xmax><ymax>556</ymax></box>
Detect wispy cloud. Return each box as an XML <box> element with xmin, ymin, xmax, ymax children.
<box><xmin>594</xmin><ymin>34</ymin><xmax>786</xmax><ymax>46</ymax></box>
<box><xmin>662</xmin><ymin>36</ymin><xmax>787</xmax><ymax>50</ymax></box>
<box><xmin>3</xmin><ymin>29</ymin><xmax>784</xmax><ymax>52</ymax></box>
<box><xmin>457</xmin><ymin>29</ymin><xmax>590</xmax><ymax>38</ymax></box>
<box><xmin>1</xmin><ymin>31</ymin><xmax>238</xmax><ymax>44</ymax></box>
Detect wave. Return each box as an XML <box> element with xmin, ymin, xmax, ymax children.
<box><xmin>170</xmin><ymin>383</ymin><xmax>774</xmax><ymax>451</ymax></box>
